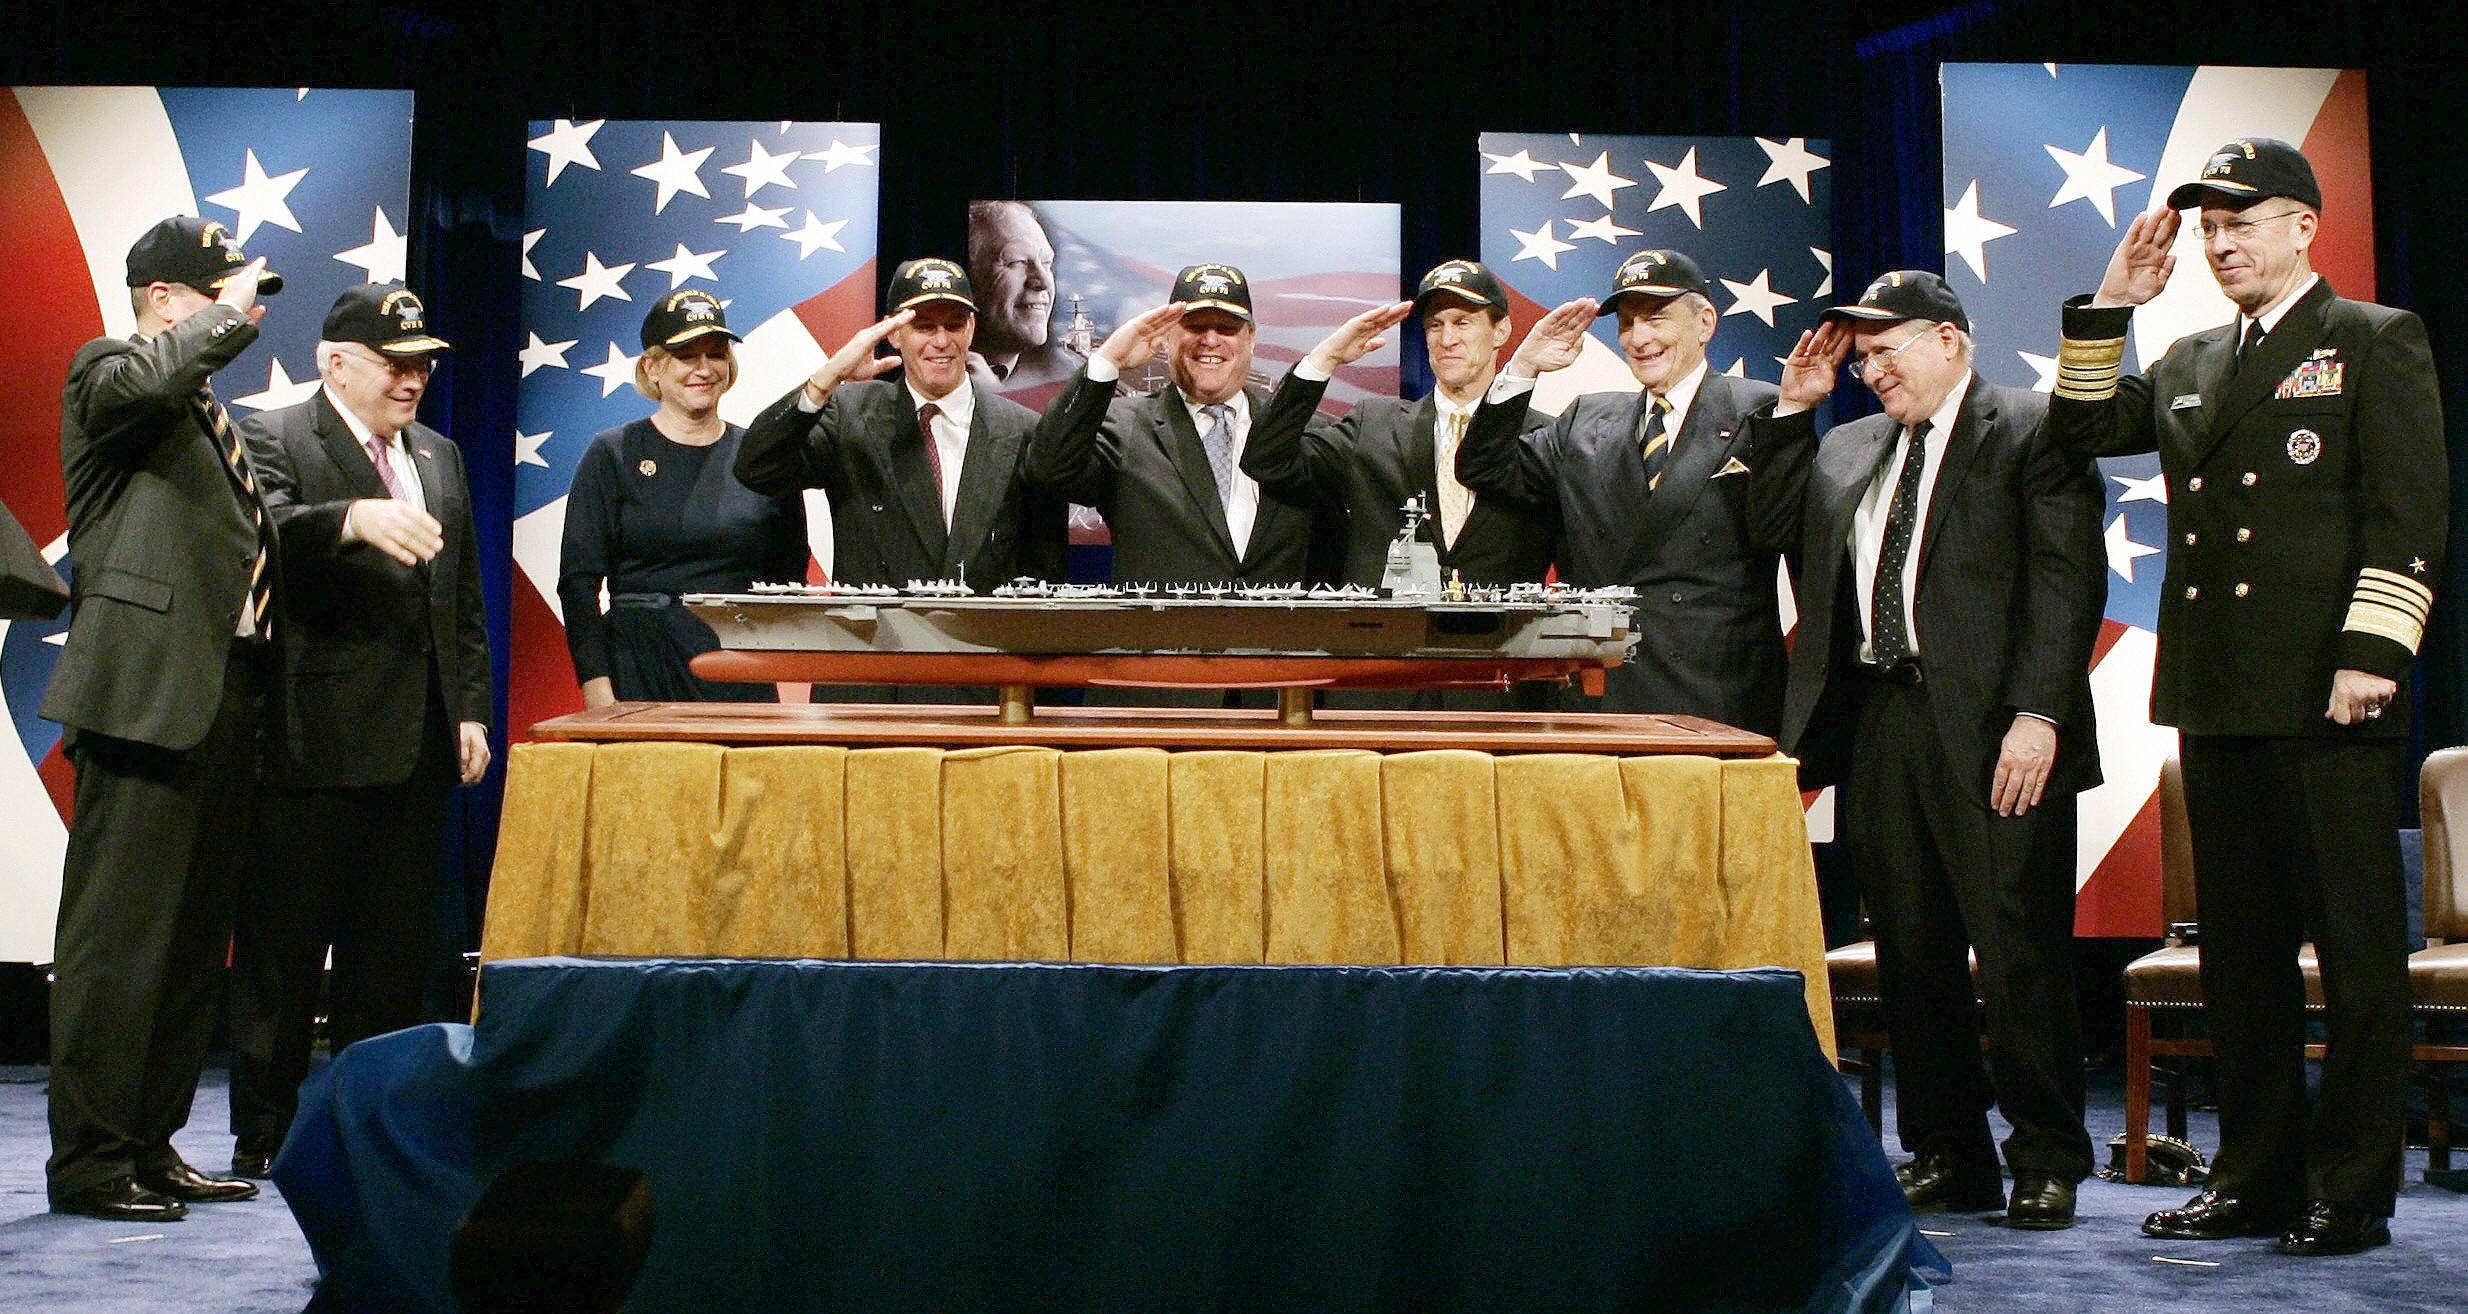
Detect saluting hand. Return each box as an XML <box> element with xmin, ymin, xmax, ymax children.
<box><xmin>1991</xmin><ymin>715</ymin><xmax>2058</xmax><ymax>818</ymax></box>
<box><xmin>1505</xmin><ymin>297</ymin><xmax>1598</xmax><ymax>378</ymax></box>
<box><xmin>2092</xmin><ymin>209</ymin><xmax>2180</xmax><ymax>309</ymax></box>
<box><xmin>1094</xmin><ymin>302</ymin><xmax>1188</xmax><ymax>371</ymax></box>
<box><xmin>803</xmin><ymin>310</ymin><xmax>913</xmax><ymax>404</ymax></box>
<box><xmin>1303</xmin><ymin>301</ymin><xmax>1414</xmax><ymax>375</ymax></box>
<box><xmin>217</xmin><ymin>257</ymin><xmax>269</xmax><ymax>326</ymax></box>
<box><xmin>1775</xmin><ymin>322</ymin><xmax>1850</xmax><ymax>414</ymax></box>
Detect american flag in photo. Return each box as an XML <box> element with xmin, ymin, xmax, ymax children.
<box><xmin>510</xmin><ymin>118</ymin><xmax>880</xmax><ymax>738</ymax></box>
<box><xmin>1941</xmin><ymin>62</ymin><xmax>2374</xmax><ymax>935</ymax></box>
<box><xmin>0</xmin><ymin>85</ymin><xmax>413</xmax><ymax>963</ymax></box>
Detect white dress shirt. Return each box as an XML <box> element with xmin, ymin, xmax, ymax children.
<box><xmin>1849</xmin><ymin>372</ymin><xmax>1968</xmax><ymax>662</ymax></box>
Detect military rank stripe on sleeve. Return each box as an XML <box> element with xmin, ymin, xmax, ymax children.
<box><xmin>2055</xmin><ymin>334</ymin><xmax>2127</xmax><ymax>402</ymax></box>
<box><xmin>2346</xmin><ymin>566</ymin><xmax>2435</xmax><ymax>653</ymax></box>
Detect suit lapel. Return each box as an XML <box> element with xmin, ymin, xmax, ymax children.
<box><xmin>2197</xmin><ymin>278</ymin><xmax>2334</xmax><ymax>463</ymax></box>
<box><xmin>1810</xmin><ymin>420</ymin><xmax>1898</xmax><ymax>659</ymax></box>
<box><xmin>1632</xmin><ymin>374</ymin><xmax>1738</xmax><ymax>560</ymax></box>
<box><xmin>314</xmin><ymin>393</ymin><xmax>393</xmax><ymax>500</ymax></box>
<box><xmin>1915</xmin><ymin>377</ymin><xmax>1989</xmax><ymax>579</ymax></box>
<box><xmin>1157</xmin><ymin>390</ymin><xmax>1237</xmax><ymax>558</ymax></box>
<box><xmin>885</xmin><ymin>385</ymin><xmax>950</xmax><ymax>567</ymax></box>
<box><xmin>944</xmin><ymin>383</ymin><xmax>1016</xmax><ymax>575</ymax></box>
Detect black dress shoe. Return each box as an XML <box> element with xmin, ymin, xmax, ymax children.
<box><xmin>2277</xmin><ymin>1201</ymin><xmax>2391</xmax><ymax>1256</ymax></box>
<box><xmin>2142</xmin><ymin>1187</ymin><xmax>2295</xmax><ymax>1239</ymax></box>
<box><xmin>51</xmin><ymin>1177</ymin><xmax>189</xmax><ymax>1222</ymax></box>
<box><xmin>136</xmin><ymin>1160</ymin><xmax>260</xmax><ymax>1203</ymax></box>
<box><xmin>1895</xmin><ymin>1148</ymin><xmax>2006</xmax><ymax>1212</ymax></box>
<box><xmin>231</xmin><ymin>1149</ymin><xmax>274</xmax><ymax>1180</ymax></box>
<box><xmin>2003</xmin><ymin>1175</ymin><xmax>2077</xmax><ymax>1230</ymax></box>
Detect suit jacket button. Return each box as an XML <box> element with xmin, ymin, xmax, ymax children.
<box><xmin>2187</xmin><ymin>476</ymin><xmax>2204</xmax><ymax>491</ymax></box>
<box><xmin>2236</xmin><ymin>527</ymin><xmax>2252</xmax><ymax>542</ymax></box>
<box><xmin>2184</xmin><ymin>532</ymin><xmax>2198</xmax><ymax>546</ymax></box>
<box><xmin>1669</xmin><ymin>591</ymin><xmax>1684</xmax><ymax>603</ymax></box>
<box><xmin>2184</xmin><ymin>586</ymin><xmax>2199</xmax><ymax>600</ymax></box>
<box><xmin>2234</xmin><ymin>582</ymin><xmax>2250</xmax><ymax>597</ymax></box>
<box><xmin>2242</xmin><ymin>471</ymin><xmax>2258</xmax><ymax>486</ymax></box>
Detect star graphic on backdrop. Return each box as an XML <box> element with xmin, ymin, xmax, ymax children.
<box><xmin>332</xmin><ymin>207</ymin><xmax>407</xmax><ymax>284</ymax></box>
<box><xmin>1724</xmin><ymin>358</ymin><xmax>1748</xmax><ymax>378</ymax></box>
<box><xmin>1810</xmin><ymin>246</ymin><xmax>1834</xmax><ymax>297</ymax></box>
<box><xmin>520</xmin><ymin>229</ymin><xmax>545</xmax><ymax>280</ymax></box>
<box><xmin>631</xmin><ymin>132</ymin><xmax>715</xmax><ymax>213</ymax></box>
<box><xmin>2045</xmin><ymin>127</ymin><xmax>2146</xmax><ymax>227</ymax></box>
<box><xmin>807</xmin><ymin>139</ymin><xmax>878</xmax><ymax>172</ymax></box>
<box><xmin>721</xmin><ymin>139</ymin><xmax>803</xmax><ymax>198</ymax></box>
<box><xmin>230</xmin><ymin>358</ymin><xmax>320</xmax><ymax>412</ymax></box>
<box><xmin>1508</xmin><ymin>221</ymin><xmax>1577</xmax><ymax>270</ymax></box>
<box><xmin>295</xmin><ymin>89</ymin><xmax>309</xmax><ymax>101</ymax></box>
<box><xmin>528</xmin><ymin>119</ymin><xmax>604</xmax><ymax>184</ymax></box>
<box><xmin>2017</xmin><ymin>350</ymin><xmax>2059</xmax><ymax>392</ymax></box>
<box><xmin>518</xmin><ymin>332</ymin><xmax>578</xmax><ymax>377</ymax></box>
<box><xmin>1558</xmin><ymin>152</ymin><xmax>1637</xmax><ymax>210</ymax></box>
<box><xmin>1481</xmin><ymin>147</ymin><xmax>1551</xmax><ymax>183</ymax></box>
<box><xmin>203</xmin><ymin>149</ymin><xmax>308</xmax><ymax>243</ymax></box>
<box><xmin>1566</xmin><ymin>213</ymin><xmax>1642</xmax><ymax>244</ymax></box>
<box><xmin>1643</xmin><ymin>147</ymin><xmax>1727</xmax><ymax>228</ymax></box>
<box><xmin>1945</xmin><ymin>180</ymin><xmax>2018</xmax><ymax>282</ymax></box>
<box><xmin>717</xmin><ymin>202</ymin><xmax>791</xmax><ymax>232</ymax></box>
<box><xmin>1755</xmin><ymin>137</ymin><xmax>1830</xmax><ymax>203</ymax></box>
<box><xmin>2105</xmin><ymin>513</ymin><xmax>2162</xmax><ymax>582</ymax></box>
<box><xmin>557</xmin><ymin>252</ymin><xmax>635</xmax><ymax>309</ymax></box>
<box><xmin>2111</xmin><ymin>470</ymin><xmax>2168</xmax><ymax>503</ymax></box>
<box><xmin>580</xmin><ymin>343</ymin><xmax>638</xmax><ymax>398</ymax></box>
<box><xmin>646</xmin><ymin>243</ymin><xmax>725</xmax><ymax>287</ymax></box>
<box><xmin>783</xmin><ymin>212</ymin><xmax>849</xmax><ymax>259</ymax></box>
<box><xmin>1720</xmin><ymin>270</ymin><xmax>1797</xmax><ymax>326</ymax></box>
<box><xmin>516</xmin><ymin>430</ymin><xmax>553</xmax><ymax>468</ymax></box>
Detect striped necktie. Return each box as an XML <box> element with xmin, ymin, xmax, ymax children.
<box><xmin>199</xmin><ymin>389</ymin><xmax>274</xmax><ymax>638</ymax></box>
<box><xmin>1639</xmin><ymin>394</ymin><xmax>1675</xmax><ymax>490</ymax></box>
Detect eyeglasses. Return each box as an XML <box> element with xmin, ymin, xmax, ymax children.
<box><xmin>2195</xmin><ymin>209</ymin><xmax>2303</xmax><ymax>244</ymax></box>
<box><xmin>339</xmin><ymin>347</ymin><xmax>435</xmax><ymax>378</ymax></box>
<box><xmin>1846</xmin><ymin>328</ymin><xmax>1935</xmax><ymax>380</ymax></box>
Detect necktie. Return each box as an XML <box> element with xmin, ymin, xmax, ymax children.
<box><xmin>916</xmin><ymin>402</ymin><xmax>946</xmax><ymax>509</ymax></box>
<box><xmin>1200</xmin><ymin>403</ymin><xmax>1235</xmax><ymax>509</ymax></box>
<box><xmin>1639</xmin><ymin>394</ymin><xmax>1675</xmax><ymax>491</ymax></box>
<box><xmin>1435</xmin><ymin>410</ymin><xmax>1471</xmax><ymax>549</ymax></box>
<box><xmin>200</xmin><ymin>389</ymin><xmax>274</xmax><ymax>638</ymax></box>
<box><xmin>2236</xmin><ymin>318</ymin><xmax>2266</xmax><ymax>371</ymax></box>
<box><xmin>366</xmin><ymin>434</ymin><xmax>406</xmax><ymax>501</ymax></box>
<box><xmin>1870</xmin><ymin>420</ymin><xmax>1929</xmax><ymax>667</ymax></box>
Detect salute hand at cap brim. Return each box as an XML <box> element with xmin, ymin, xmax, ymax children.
<box><xmin>218</xmin><ymin>257</ymin><xmax>269</xmax><ymax>325</ymax></box>
<box><xmin>2093</xmin><ymin>209</ymin><xmax>2180</xmax><ymax>309</ymax></box>
<box><xmin>803</xmin><ymin>309</ymin><xmax>913</xmax><ymax>405</ymax></box>
<box><xmin>1776</xmin><ymin>322</ymin><xmax>1851</xmax><ymax>415</ymax></box>
<box><xmin>1094</xmin><ymin>301</ymin><xmax>1188</xmax><ymax>371</ymax></box>
<box><xmin>1303</xmin><ymin>301</ymin><xmax>1413</xmax><ymax>375</ymax></box>
<box><xmin>1505</xmin><ymin>297</ymin><xmax>1598</xmax><ymax>378</ymax></box>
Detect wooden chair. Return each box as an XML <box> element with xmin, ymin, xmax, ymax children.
<box><xmin>2409</xmin><ymin>746</ymin><xmax>2468</xmax><ymax>1172</ymax></box>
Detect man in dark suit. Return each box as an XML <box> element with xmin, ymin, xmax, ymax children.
<box><xmin>1750</xmin><ymin>271</ymin><xmax>2106</xmax><ymax>1229</ymax></box>
<box><xmin>1240</xmin><ymin>260</ymin><xmax>1556</xmax><ymax>710</ymax></box>
<box><xmin>227</xmin><ymin>284</ymin><xmax>492</xmax><ymax>1178</ymax></box>
<box><xmin>1453</xmin><ymin>250</ymin><xmax>1786</xmax><ymax>732</ymax></box>
<box><xmin>41</xmin><ymin>217</ymin><xmax>280</xmax><ymax>1220</ymax></box>
<box><xmin>2057</xmin><ymin>139</ymin><xmax>2446</xmax><ymax>1255</ymax></box>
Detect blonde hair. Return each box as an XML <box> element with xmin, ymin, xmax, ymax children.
<box><xmin>633</xmin><ymin>339</ymin><xmax>738</xmax><ymax>402</ymax></box>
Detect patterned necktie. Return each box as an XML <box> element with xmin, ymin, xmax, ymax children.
<box><xmin>1639</xmin><ymin>394</ymin><xmax>1675</xmax><ymax>490</ymax></box>
<box><xmin>200</xmin><ymin>388</ymin><xmax>273</xmax><ymax>638</ymax></box>
<box><xmin>1435</xmin><ymin>410</ymin><xmax>1471</xmax><ymax>549</ymax></box>
<box><xmin>2236</xmin><ymin>318</ymin><xmax>2266</xmax><ymax>371</ymax></box>
<box><xmin>1200</xmin><ymin>403</ymin><xmax>1235</xmax><ymax>509</ymax></box>
<box><xmin>916</xmin><ymin>402</ymin><xmax>946</xmax><ymax>512</ymax></box>
<box><xmin>366</xmin><ymin>434</ymin><xmax>405</xmax><ymax>501</ymax></box>
<box><xmin>1870</xmin><ymin>420</ymin><xmax>1930</xmax><ymax>667</ymax></box>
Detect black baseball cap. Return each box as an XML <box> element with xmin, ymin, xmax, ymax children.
<box><xmin>2167</xmin><ymin>137</ymin><xmax>2322</xmax><ymax>212</ymax></box>
<box><xmin>1825</xmin><ymin>270</ymin><xmax>1969</xmax><ymax>333</ymax></box>
<box><xmin>1596</xmin><ymin>249</ymin><xmax>1709</xmax><ymax>316</ymax></box>
<box><xmin>640</xmin><ymin>289</ymin><xmax>739</xmax><ymax>351</ymax></box>
<box><xmin>124</xmin><ymin>216</ymin><xmax>283</xmax><ymax>295</ymax></box>
<box><xmin>323</xmin><ymin>283</ymin><xmax>451</xmax><ymax>355</ymax></box>
<box><xmin>884</xmin><ymin>258</ymin><xmax>975</xmax><ymax>315</ymax></box>
<box><xmin>1171</xmin><ymin>263</ymin><xmax>1254</xmax><ymax>322</ymax></box>
<box><xmin>1413</xmin><ymin>260</ymin><xmax>1509</xmax><ymax>316</ymax></box>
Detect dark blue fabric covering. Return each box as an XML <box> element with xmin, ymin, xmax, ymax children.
<box><xmin>280</xmin><ymin>958</ymin><xmax>1943</xmax><ymax>1313</ymax></box>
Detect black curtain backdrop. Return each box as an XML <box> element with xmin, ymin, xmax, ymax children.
<box><xmin>9</xmin><ymin>0</ymin><xmax>2468</xmax><ymax>928</ymax></box>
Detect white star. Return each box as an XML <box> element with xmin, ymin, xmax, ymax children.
<box><xmin>782</xmin><ymin>212</ymin><xmax>849</xmax><ymax>260</ymax></box>
<box><xmin>521</xmin><ymin>229</ymin><xmax>545</xmax><ymax>281</ymax></box>
<box><xmin>517</xmin><ymin>332</ymin><xmax>578</xmax><ymax>378</ymax></box>
<box><xmin>721</xmin><ymin>138</ymin><xmax>803</xmax><ymax>198</ymax></box>
<box><xmin>332</xmin><ymin>207</ymin><xmax>406</xmax><ymax>284</ymax></box>
<box><xmin>580</xmin><ymin>342</ymin><xmax>638</xmax><ymax>398</ymax></box>
<box><xmin>556</xmin><ymin>252</ymin><xmax>635</xmax><ymax>310</ymax></box>
<box><xmin>1944</xmin><ymin>180</ymin><xmax>2019</xmax><ymax>282</ymax></box>
<box><xmin>1558</xmin><ymin>152</ymin><xmax>1637</xmax><ymax>210</ymax></box>
<box><xmin>806</xmin><ymin>139</ymin><xmax>878</xmax><ymax>173</ymax></box>
<box><xmin>2044</xmin><ymin>127</ymin><xmax>2147</xmax><ymax>228</ymax></box>
<box><xmin>2111</xmin><ymin>470</ymin><xmax>2168</xmax><ymax>504</ymax></box>
<box><xmin>528</xmin><ymin>119</ymin><xmax>604</xmax><ymax>185</ymax></box>
<box><xmin>1566</xmin><ymin>213</ymin><xmax>1642</xmax><ymax>244</ymax></box>
<box><xmin>716</xmin><ymin>202</ymin><xmax>791</xmax><ymax>232</ymax></box>
<box><xmin>645</xmin><ymin>243</ymin><xmax>725</xmax><ymax>288</ymax></box>
<box><xmin>630</xmin><ymin>132</ymin><xmax>715</xmax><ymax>214</ymax></box>
<box><xmin>2017</xmin><ymin>350</ymin><xmax>2060</xmax><ymax>392</ymax></box>
<box><xmin>202</xmin><ymin>149</ymin><xmax>308</xmax><ymax>244</ymax></box>
<box><xmin>1642</xmin><ymin>147</ymin><xmax>1728</xmax><ymax>228</ymax></box>
<box><xmin>43</xmin><ymin>632</ymin><xmax>64</xmax><ymax>647</ymax></box>
<box><xmin>1481</xmin><ymin>147</ymin><xmax>1551</xmax><ymax>183</ymax></box>
<box><xmin>1724</xmin><ymin>358</ymin><xmax>1748</xmax><ymax>378</ymax></box>
<box><xmin>1507</xmin><ymin>221</ymin><xmax>1578</xmax><ymax>271</ymax></box>
<box><xmin>1754</xmin><ymin>137</ymin><xmax>1830</xmax><ymax>203</ymax></box>
<box><xmin>2105</xmin><ymin>513</ymin><xmax>2162</xmax><ymax>582</ymax></box>
<box><xmin>516</xmin><ymin>430</ymin><xmax>554</xmax><ymax>469</ymax></box>
<box><xmin>1720</xmin><ymin>269</ymin><xmax>1797</xmax><ymax>327</ymax></box>
<box><xmin>229</xmin><ymin>358</ymin><xmax>320</xmax><ymax>412</ymax></box>
<box><xmin>1810</xmin><ymin>247</ymin><xmax>1834</xmax><ymax>298</ymax></box>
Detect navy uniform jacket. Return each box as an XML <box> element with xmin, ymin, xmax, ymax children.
<box><xmin>2051</xmin><ymin>279</ymin><xmax>2445</xmax><ymax>738</ymax></box>
<box><xmin>1456</xmin><ymin>370</ymin><xmax>1786</xmax><ymax>734</ymax></box>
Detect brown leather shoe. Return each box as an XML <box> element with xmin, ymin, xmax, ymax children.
<box><xmin>137</xmin><ymin>1159</ymin><xmax>261</xmax><ymax>1204</ymax></box>
<box><xmin>2142</xmin><ymin>1187</ymin><xmax>2295</xmax><ymax>1240</ymax></box>
<box><xmin>2003</xmin><ymin>1175</ymin><xmax>2077</xmax><ymax>1230</ymax></box>
<box><xmin>2276</xmin><ymin>1201</ymin><xmax>2391</xmax><ymax>1256</ymax></box>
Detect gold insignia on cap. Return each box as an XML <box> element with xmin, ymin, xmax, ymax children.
<box><xmin>200</xmin><ymin>220</ymin><xmax>229</xmax><ymax>247</ymax></box>
<box><xmin>1195</xmin><ymin>273</ymin><xmax>1233</xmax><ymax>295</ymax></box>
<box><xmin>919</xmin><ymin>266</ymin><xmax>955</xmax><ymax>288</ymax></box>
<box><xmin>1432</xmin><ymin>264</ymin><xmax>1468</xmax><ymax>284</ymax></box>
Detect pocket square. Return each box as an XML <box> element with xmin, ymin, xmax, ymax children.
<box><xmin>1713</xmin><ymin>456</ymin><xmax>1752</xmax><ymax>478</ymax></box>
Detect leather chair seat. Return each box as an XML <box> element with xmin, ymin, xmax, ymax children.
<box><xmin>2411</xmin><ymin>941</ymin><xmax>2468</xmax><ymax>1011</ymax></box>
<box><xmin>2124</xmin><ymin>943</ymin><xmax>2325</xmax><ymax>1009</ymax></box>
